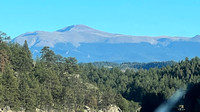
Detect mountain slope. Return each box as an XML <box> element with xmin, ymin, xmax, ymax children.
<box><xmin>12</xmin><ymin>24</ymin><xmax>200</xmax><ymax>62</ymax></box>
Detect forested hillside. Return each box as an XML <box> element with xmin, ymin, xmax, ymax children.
<box><xmin>1</xmin><ymin>31</ymin><xmax>200</xmax><ymax>112</ymax></box>
<box><xmin>80</xmin><ymin>61</ymin><xmax>176</xmax><ymax>70</ymax></box>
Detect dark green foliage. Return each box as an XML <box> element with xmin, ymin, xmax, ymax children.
<box><xmin>184</xmin><ymin>83</ymin><xmax>200</xmax><ymax>112</ymax></box>
<box><xmin>18</xmin><ymin>73</ymin><xmax>37</xmax><ymax>111</ymax></box>
<box><xmin>80</xmin><ymin>57</ymin><xmax>200</xmax><ymax>111</ymax></box>
<box><xmin>9</xmin><ymin>42</ymin><xmax>33</xmax><ymax>72</ymax></box>
<box><xmin>120</xmin><ymin>61</ymin><xmax>176</xmax><ymax>70</ymax></box>
<box><xmin>1</xmin><ymin>35</ymin><xmax>200</xmax><ymax>111</ymax></box>
<box><xmin>140</xmin><ymin>93</ymin><xmax>165</xmax><ymax>112</ymax></box>
<box><xmin>64</xmin><ymin>57</ymin><xmax>79</xmax><ymax>74</ymax></box>
<box><xmin>2</xmin><ymin>64</ymin><xmax>20</xmax><ymax>110</ymax></box>
<box><xmin>0</xmin><ymin>43</ymin><xmax>10</xmax><ymax>72</ymax></box>
<box><xmin>40</xmin><ymin>46</ymin><xmax>56</xmax><ymax>63</ymax></box>
<box><xmin>115</xmin><ymin>94</ymin><xmax>129</xmax><ymax>111</ymax></box>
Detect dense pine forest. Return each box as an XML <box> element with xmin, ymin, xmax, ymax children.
<box><xmin>1</xmin><ymin>32</ymin><xmax>200</xmax><ymax>112</ymax></box>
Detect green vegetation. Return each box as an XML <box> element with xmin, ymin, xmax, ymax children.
<box><xmin>0</xmin><ymin>31</ymin><xmax>200</xmax><ymax>111</ymax></box>
<box><xmin>80</xmin><ymin>61</ymin><xmax>176</xmax><ymax>70</ymax></box>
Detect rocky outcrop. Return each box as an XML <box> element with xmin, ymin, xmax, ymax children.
<box><xmin>104</xmin><ymin>105</ymin><xmax>122</xmax><ymax>112</ymax></box>
<box><xmin>84</xmin><ymin>105</ymin><xmax>122</xmax><ymax>112</ymax></box>
<box><xmin>0</xmin><ymin>106</ymin><xmax>25</xmax><ymax>112</ymax></box>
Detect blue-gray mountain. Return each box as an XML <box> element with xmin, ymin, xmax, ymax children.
<box><xmin>12</xmin><ymin>24</ymin><xmax>200</xmax><ymax>62</ymax></box>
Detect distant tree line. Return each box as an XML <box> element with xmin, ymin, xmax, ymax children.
<box><xmin>80</xmin><ymin>61</ymin><xmax>176</xmax><ymax>70</ymax></box>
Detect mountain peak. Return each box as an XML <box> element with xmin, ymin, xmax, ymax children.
<box><xmin>56</xmin><ymin>24</ymin><xmax>95</xmax><ymax>32</ymax></box>
<box><xmin>56</xmin><ymin>25</ymin><xmax>75</xmax><ymax>32</ymax></box>
<box><xmin>12</xmin><ymin>24</ymin><xmax>200</xmax><ymax>62</ymax></box>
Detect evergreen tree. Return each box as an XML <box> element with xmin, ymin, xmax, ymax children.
<box><xmin>0</xmin><ymin>72</ymin><xmax>4</xmax><ymax>107</ymax></box>
<box><xmin>22</xmin><ymin>40</ymin><xmax>32</xmax><ymax>59</ymax></box>
<box><xmin>0</xmin><ymin>49</ymin><xmax>9</xmax><ymax>72</ymax></box>
<box><xmin>2</xmin><ymin>64</ymin><xmax>20</xmax><ymax>110</ymax></box>
<box><xmin>40</xmin><ymin>46</ymin><xmax>56</xmax><ymax>63</ymax></box>
<box><xmin>0</xmin><ymin>31</ymin><xmax>10</xmax><ymax>43</ymax></box>
<box><xmin>18</xmin><ymin>73</ymin><xmax>37</xmax><ymax>111</ymax></box>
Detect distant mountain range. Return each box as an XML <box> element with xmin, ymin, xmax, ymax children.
<box><xmin>12</xmin><ymin>24</ymin><xmax>200</xmax><ymax>62</ymax></box>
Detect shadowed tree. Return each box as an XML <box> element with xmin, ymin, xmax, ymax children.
<box><xmin>140</xmin><ymin>93</ymin><xmax>165</xmax><ymax>112</ymax></box>
<box><xmin>184</xmin><ymin>83</ymin><xmax>200</xmax><ymax>112</ymax></box>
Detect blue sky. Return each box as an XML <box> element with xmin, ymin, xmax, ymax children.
<box><xmin>0</xmin><ymin>0</ymin><xmax>200</xmax><ymax>38</ymax></box>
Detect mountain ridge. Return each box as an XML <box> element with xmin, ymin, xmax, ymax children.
<box><xmin>12</xmin><ymin>24</ymin><xmax>200</xmax><ymax>62</ymax></box>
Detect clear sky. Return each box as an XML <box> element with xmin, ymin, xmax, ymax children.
<box><xmin>1</xmin><ymin>0</ymin><xmax>200</xmax><ymax>38</ymax></box>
